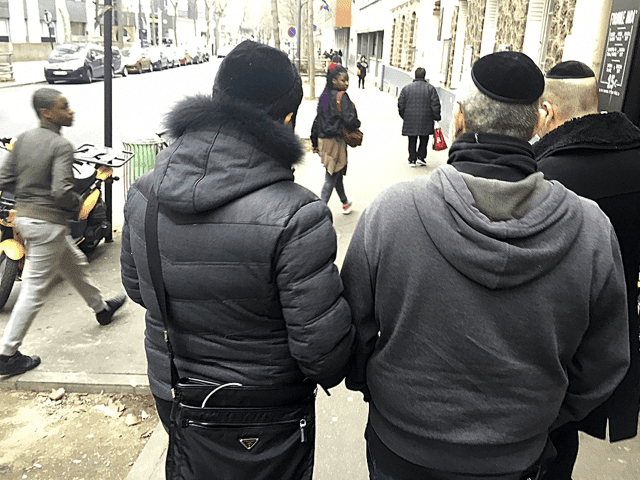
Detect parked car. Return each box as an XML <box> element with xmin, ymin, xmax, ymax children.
<box><xmin>216</xmin><ymin>44</ymin><xmax>235</xmax><ymax>58</ymax></box>
<box><xmin>164</xmin><ymin>46</ymin><xmax>182</xmax><ymax>67</ymax></box>
<box><xmin>122</xmin><ymin>46</ymin><xmax>153</xmax><ymax>74</ymax></box>
<box><xmin>193</xmin><ymin>44</ymin><xmax>210</xmax><ymax>63</ymax></box>
<box><xmin>112</xmin><ymin>46</ymin><xmax>127</xmax><ymax>77</ymax></box>
<box><xmin>44</xmin><ymin>43</ymin><xmax>107</xmax><ymax>84</ymax></box>
<box><xmin>145</xmin><ymin>46</ymin><xmax>169</xmax><ymax>71</ymax></box>
<box><xmin>180</xmin><ymin>45</ymin><xmax>194</xmax><ymax>65</ymax></box>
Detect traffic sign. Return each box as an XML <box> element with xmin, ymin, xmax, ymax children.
<box><xmin>288</xmin><ymin>27</ymin><xmax>296</xmax><ymax>38</ymax></box>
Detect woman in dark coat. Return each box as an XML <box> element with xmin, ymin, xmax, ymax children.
<box><xmin>310</xmin><ymin>64</ymin><xmax>360</xmax><ymax>215</ymax></box>
<box><xmin>356</xmin><ymin>56</ymin><xmax>368</xmax><ymax>89</ymax></box>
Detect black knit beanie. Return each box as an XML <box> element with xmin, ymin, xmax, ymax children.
<box><xmin>214</xmin><ymin>40</ymin><xmax>299</xmax><ymax>107</ymax></box>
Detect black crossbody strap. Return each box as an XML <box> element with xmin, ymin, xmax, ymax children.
<box><xmin>144</xmin><ymin>187</ymin><xmax>180</xmax><ymax>389</ymax></box>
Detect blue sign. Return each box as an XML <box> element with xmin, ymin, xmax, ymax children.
<box><xmin>288</xmin><ymin>27</ymin><xmax>296</xmax><ymax>38</ymax></box>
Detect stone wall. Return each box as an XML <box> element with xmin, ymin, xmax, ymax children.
<box><xmin>390</xmin><ymin>0</ymin><xmax>421</xmax><ymax>71</ymax></box>
<box><xmin>494</xmin><ymin>0</ymin><xmax>529</xmax><ymax>52</ymax></box>
<box><xmin>11</xmin><ymin>43</ymin><xmax>55</xmax><ymax>62</ymax></box>
<box><xmin>446</xmin><ymin>5</ymin><xmax>459</xmax><ymax>88</ymax></box>
<box><xmin>465</xmin><ymin>0</ymin><xmax>487</xmax><ymax>66</ymax></box>
<box><xmin>542</xmin><ymin>0</ymin><xmax>577</xmax><ymax>73</ymax></box>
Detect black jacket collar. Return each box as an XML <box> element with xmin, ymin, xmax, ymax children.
<box><xmin>448</xmin><ymin>132</ymin><xmax>537</xmax><ymax>181</ymax></box>
<box><xmin>533</xmin><ymin>112</ymin><xmax>640</xmax><ymax>160</ymax></box>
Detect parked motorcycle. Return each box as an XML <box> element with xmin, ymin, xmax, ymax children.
<box><xmin>0</xmin><ymin>139</ymin><xmax>133</xmax><ymax>309</ymax></box>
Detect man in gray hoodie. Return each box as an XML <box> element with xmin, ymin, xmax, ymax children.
<box><xmin>341</xmin><ymin>52</ymin><xmax>630</xmax><ymax>480</ymax></box>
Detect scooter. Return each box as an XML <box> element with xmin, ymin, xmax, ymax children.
<box><xmin>0</xmin><ymin>139</ymin><xmax>133</xmax><ymax>309</ymax></box>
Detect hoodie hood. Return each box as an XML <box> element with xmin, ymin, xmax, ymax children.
<box><xmin>153</xmin><ymin>93</ymin><xmax>304</xmax><ymax>214</ymax></box>
<box><xmin>415</xmin><ymin>165</ymin><xmax>584</xmax><ymax>289</ymax></box>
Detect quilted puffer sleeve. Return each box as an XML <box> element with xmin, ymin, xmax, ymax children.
<box><xmin>121</xmin><ymin>185</ymin><xmax>145</xmax><ymax>307</ymax></box>
<box><xmin>275</xmin><ymin>200</ymin><xmax>354</xmax><ymax>390</ymax></box>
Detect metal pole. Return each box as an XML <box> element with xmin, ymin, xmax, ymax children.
<box><xmin>308</xmin><ymin>0</ymin><xmax>315</xmax><ymax>99</ymax></box>
<box><xmin>104</xmin><ymin>0</ymin><xmax>114</xmax><ymax>243</ymax></box>
<box><xmin>297</xmin><ymin>0</ymin><xmax>301</xmax><ymax>72</ymax></box>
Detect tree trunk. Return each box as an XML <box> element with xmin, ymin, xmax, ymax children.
<box><xmin>271</xmin><ymin>0</ymin><xmax>280</xmax><ymax>49</ymax></box>
<box><xmin>116</xmin><ymin>0</ymin><xmax>124</xmax><ymax>48</ymax></box>
<box><xmin>205</xmin><ymin>2</ymin><xmax>210</xmax><ymax>46</ymax></box>
<box><xmin>173</xmin><ymin>2</ymin><xmax>178</xmax><ymax>45</ymax></box>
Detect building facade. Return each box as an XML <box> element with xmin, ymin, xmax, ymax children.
<box><xmin>326</xmin><ymin>0</ymin><xmax>630</xmax><ymax>131</ymax></box>
<box><xmin>0</xmin><ymin>0</ymin><xmax>213</xmax><ymax>61</ymax></box>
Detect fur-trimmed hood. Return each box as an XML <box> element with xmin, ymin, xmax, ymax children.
<box><xmin>534</xmin><ymin>111</ymin><xmax>640</xmax><ymax>161</ymax></box>
<box><xmin>153</xmin><ymin>93</ymin><xmax>305</xmax><ymax>214</ymax></box>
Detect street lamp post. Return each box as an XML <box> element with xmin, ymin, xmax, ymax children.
<box><xmin>297</xmin><ymin>0</ymin><xmax>302</xmax><ymax>72</ymax></box>
<box><xmin>104</xmin><ymin>0</ymin><xmax>114</xmax><ymax>242</ymax></box>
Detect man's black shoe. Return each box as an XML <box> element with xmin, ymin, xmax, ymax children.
<box><xmin>96</xmin><ymin>293</ymin><xmax>127</xmax><ymax>325</ymax></box>
<box><xmin>0</xmin><ymin>351</ymin><xmax>41</xmax><ymax>376</ymax></box>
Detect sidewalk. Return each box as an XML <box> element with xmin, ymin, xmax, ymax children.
<box><xmin>0</xmin><ymin>60</ymin><xmax>48</xmax><ymax>88</ymax></box>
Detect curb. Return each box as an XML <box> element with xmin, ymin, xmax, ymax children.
<box><xmin>125</xmin><ymin>421</ymin><xmax>167</xmax><ymax>480</ymax></box>
<box><xmin>0</xmin><ymin>372</ymin><xmax>150</xmax><ymax>395</ymax></box>
<box><xmin>0</xmin><ymin>80</ymin><xmax>47</xmax><ymax>89</ymax></box>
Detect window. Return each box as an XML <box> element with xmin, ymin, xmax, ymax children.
<box><xmin>390</xmin><ymin>19</ymin><xmax>396</xmax><ymax>66</ymax></box>
<box><xmin>0</xmin><ymin>18</ymin><xmax>9</xmax><ymax>42</ymax></box>
<box><xmin>71</xmin><ymin>22</ymin><xmax>85</xmax><ymax>36</ymax></box>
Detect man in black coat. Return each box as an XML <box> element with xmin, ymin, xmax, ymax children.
<box><xmin>398</xmin><ymin>67</ymin><xmax>441</xmax><ymax>167</ymax></box>
<box><xmin>534</xmin><ymin>60</ymin><xmax>640</xmax><ymax>480</ymax></box>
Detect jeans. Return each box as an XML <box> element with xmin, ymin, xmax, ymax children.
<box><xmin>408</xmin><ymin>135</ymin><xmax>429</xmax><ymax>161</ymax></box>
<box><xmin>0</xmin><ymin>218</ymin><xmax>106</xmax><ymax>356</ymax></box>
<box><xmin>321</xmin><ymin>169</ymin><xmax>347</xmax><ymax>204</ymax></box>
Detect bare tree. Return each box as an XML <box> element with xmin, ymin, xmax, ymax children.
<box><xmin>271</xmin><ymin>0</ymin><xmax>280</xmax><ymax>50</ymax></box>
<box><xmin>213</xmin><ymin>0</ymin><xmax>228</xmax><ymax>55</ymax></box>
<box><xmin>204</xmin><ymin>0</ymin><xmax>213</xmax><ymax>46</ymax></box>
<box><xmin>167</xmin><ymin>0</ymin><xmax>179</xmax><ymax>45</ymax></box>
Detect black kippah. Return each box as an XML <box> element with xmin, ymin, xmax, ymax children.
<box><xmin>215</xmin><ymin>40</ymin><xmax>297</xmax><ymax>106</ymax></box>
<box><xmin>546</xmin><ymin>60</ymin><xmax>595</xmax><ymax>79</ymax></box>
<box><xmin>471</xmin><ymin>51</ymin><xmax>544</xmax><ymax>104</ymax></box>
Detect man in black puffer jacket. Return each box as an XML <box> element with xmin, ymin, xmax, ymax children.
<box><xmin>120</xmin><ymin>41</ymin><xmax>355</xmax><ymax>439</ymax></box>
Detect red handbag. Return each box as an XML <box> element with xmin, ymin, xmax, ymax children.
<box><xmin>433</xmin><ymin>122</ymin><xmax>447</xmax><ymax>151</ymax></box>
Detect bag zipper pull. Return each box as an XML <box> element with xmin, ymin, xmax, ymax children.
<box><xmin>299</xmin><ymin>418</ymin><xmax>307</xmax><ymax>443</ymax></box>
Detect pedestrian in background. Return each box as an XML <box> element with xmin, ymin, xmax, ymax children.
<box><xmin>342</xmin><ymin>52</ymin><xmax>629</xmax><ymax>480</ymax></box>
<box><xmin>0</xmin><ymin>88</ymin><xmax>126</xmax><ymax>377</ymax></box>
<box><xmin>398</xmin><ymin>67</ymin><xmax>441</xmax><ymax>167</ymax></box>
<box><xmin>311</xmin><ymin>63</ymin><xmax>361</xmax><ymax>215</ymax></box>
<box><xmin>357</xmin><ymin>55</ymin><xmax>368</xmax><ymax>89</ymax></box>
<box><xmin>534</xmin><ymin>60</ymin><xmax>640</xmax><ymax>480</ymax></box>
<box><xmin>121</xmin><ymin>41</ymin><xmax>354</xmax><ymax>478</ymax></box>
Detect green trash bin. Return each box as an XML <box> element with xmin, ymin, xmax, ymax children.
<box><xmin>122</xmin><ymin>138</ymin><xmax>166</xmax><ymax>199</ymax></box>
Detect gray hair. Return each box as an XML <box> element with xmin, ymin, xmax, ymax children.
<box><xmin>32</xmin><ymin>88</ymin><xmax>62</xmax><ymax>118</ymax></box>
<box><xmin>458</xmin><ymin>81</ymin><xmax>540</xmax><ymax>141</ymax></box>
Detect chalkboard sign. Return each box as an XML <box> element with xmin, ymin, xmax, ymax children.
<box><xmin>598</xmin><ymin>0</ymin><xmax>640</xmax><ymax>112</ymax></box>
